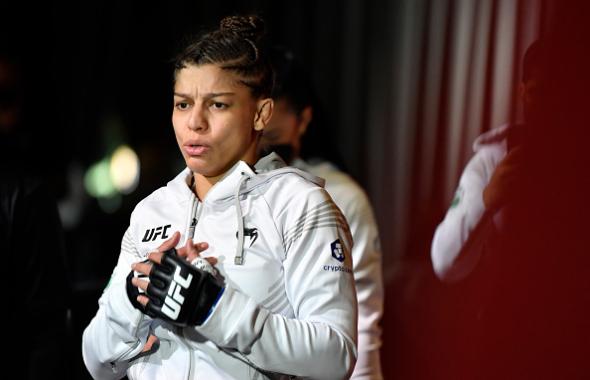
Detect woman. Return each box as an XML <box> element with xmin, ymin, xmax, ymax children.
<box><xmin>82</xmin><ymin>15</ymin><xmax>357</xmax><ymax>380</ymax></box>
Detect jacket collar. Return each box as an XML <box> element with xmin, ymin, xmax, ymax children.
<box><xmin>166</xmin><ymin>152</ymin><xmax>325</xmax><ymax>204</ymax></box>
<box><xmin>167</xmin><ymin>161</ymin><xmax>256</xmax><ymax>203</ymax></box>
<box><xmin>203</xmin><ymin>160</ymin><xmax>256</xmax><ymax>202</ymax></box>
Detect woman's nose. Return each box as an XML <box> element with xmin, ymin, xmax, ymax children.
<box><xmin>187</xmin><ymin>107</ymin><xmax>207</xmax><ymax>131</ymax></box>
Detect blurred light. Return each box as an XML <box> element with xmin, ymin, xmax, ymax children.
<box><xmin>97</xmin><ymin>194</ymin><xmax>123</xmax><ymax>214</ymax></box>
<box><xmin>110</xmin><ymin>145</ymin><xmax>140</xmax><ymax>194</ymax></box>
<box><xmin>84</xmin><ymin>158</ymin><xmax>116</xmax><ymax>198</ymax></box>
<box><xmin>83</xmin><ymin>144</ymin><xmax>141</xmax><ymax>210</ymax></box>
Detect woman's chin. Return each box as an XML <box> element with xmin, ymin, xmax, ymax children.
<box><xmin>185</xmin><ymin>158</ymin><xmax>208</xmax><ymax>173</ymax></box>
<box><xmin>187</xmin><ymin>164</ymin><xmax>222</xmax><ymax>179</ymax></box>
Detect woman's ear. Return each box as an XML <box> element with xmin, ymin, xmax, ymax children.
<box><xmin>254</xmin><ymin>98</ymin><xmax>274</xmax><ymax>131</ymax></box>
<box><xmin>298</xmin><ymin>105</ymin><xmax>313</xmax><ymax>137</ymax></box>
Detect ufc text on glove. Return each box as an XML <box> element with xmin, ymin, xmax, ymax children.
<box><xmin>126</xmin><ymin>248</ymin><xmax>225</xmax><ymax>326</ymax></box>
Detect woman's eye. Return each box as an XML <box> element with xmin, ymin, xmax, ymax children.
<box><xmin>175</xmin><ymin>102</ymin><xmax>190</xmax><ymax>110</ymax></box>
<box><xmin>211</xmin><ymin>102</ymin><xmax>227</xmax><ymax>110</ymax></box>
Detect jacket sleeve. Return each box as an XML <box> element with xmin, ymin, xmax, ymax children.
<box><xmin>341</xmin><ymin>188</ymin><xmax>384</xmax><ymax>380</ymax></box>
<box><xmin>431</xmin><ymin>148</ymin><xmax>501</xmax><ymax>282</ymax></box>
<box><xmin>193</xmin><ymin>186</ymin><xmax>358</xmax><ymax>380</ymax></box>
<box><xmin>82</xmin><ymin>227</ymin><xmax>152</xmax><ymax>380</ymax></box>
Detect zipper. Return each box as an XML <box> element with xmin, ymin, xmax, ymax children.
<box><xmin>186</xmin><ymin>195</ymin><xmax>201</xmax><ymax>242</ymax></box>
<box><xmin>180</xmin><ymin>194</ymin><xmax>202</xmax><ymax>378</ymax></box>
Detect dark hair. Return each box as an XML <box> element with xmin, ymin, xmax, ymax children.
<box><xmin>269</xmin><ymin>46</ymin><xmax>316</xmax><ymax>113</ymax></box>
<box><xmin>522</xmin><ymin>39</ymin><xmax>543</xmax><ymax>83</ymax></box>
<box><xmin>268</xmin><ymin>46</ymin><xmax>347</xmax><ymax>170</ymax></box>
<box><xmin>173</xmin><ymin>15</ymin><xmax>273</xmax><ymax>98</ymax></box>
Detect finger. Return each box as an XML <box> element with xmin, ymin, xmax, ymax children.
<box><xmin>132</xmin><ymin>261</ymin><xmax>153</xmax><ymax>276</ymax></box>
<box><xmin>137</xmin><ymin>294</ymin><xmax>149</xmax><ymax>307</ymax></box>
<box><xmin>186</xmin><ymin>242</ymin><xmax>209</xmax><ymax>262</ymax></box>
<box><xmin>147</xmin><ymin>250</ymin><xmax>164</xmax><ymax>265</ymax></box>
<box><xmin>177</xmin><ymin>240</ymin><xmax>209</xmax><ymax>262</ymax></box>
<box><xmin>147</xmin><ymin>231</ymin><xmax>181</xmax><ymax>265</ymax></box>
<box><xmin>176</xmin><ymin>238</ymin><xmax>194</xmax><ymax>259</ymax></box>
<box><xmin>142</xmin><ymin>334</ymin><xmax>159</xmax><ymax>353</ymax></box>
<box><xmin>205</xmin><ymin>256</ymin><xmax>218</xmax><ymax>265</ymax></box>
<box><xmin>157</xmin><ymin>231</ymin><xmax>181</xmax><ymax>252</ymax></box>
<box><xmin>131</xmin><ymin>277</ymin><xmax>150</xmax><ymax>292</ymax></box>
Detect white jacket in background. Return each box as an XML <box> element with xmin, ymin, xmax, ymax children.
<box><xmin>291</xmin><ymin>158</ymin><xmax>384</xmax><ymax>380</ymax></box>
<box><xmin>82</xmin><ymin>153</ymin><xmax>358</xmax><ymax>380</ymax></box>
<box><xmin>431</xmin><ymin>125</ymin><xmax>513</xmax><ymax>282</ymax></box>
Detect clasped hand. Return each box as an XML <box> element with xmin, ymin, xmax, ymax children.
<box><xmin>127</xmin><ymin>231</ymin><xmax>223</xmax><ymax>327</ymax></box>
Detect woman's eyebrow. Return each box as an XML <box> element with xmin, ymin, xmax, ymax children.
<box><xmin>202</xmin><ymin>92</ymin><xmax>234</xmax><ymax>101</ymax></box>
<box><xmin>173</xmin><ymin>92</ymin><xmax>235</xmax><ymax>99</ymax></box>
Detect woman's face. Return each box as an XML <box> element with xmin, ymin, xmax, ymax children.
<box><xmin>172</xmin><ymin>64</ymin><xmax>270</xmax><ymax>183</ymax></box>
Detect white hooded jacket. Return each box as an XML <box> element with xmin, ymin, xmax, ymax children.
<box><xmin>290</xmin><ymin>158</ymin><xmax>384</xmax><ymax>380</ymax></box>
<box><xmin>431</xmin><ymin>124</ymin><xmax>514</xmax><ymax>282</ymax></box>
<box><xmin>82</xmin><ymin>153</ymin><xmax>358</xmax><ymax>380</ymax></box>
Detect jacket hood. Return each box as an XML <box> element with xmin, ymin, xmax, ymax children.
<box><xmin>472</xmin><ymin>123</ymin><xmax>513</xmax><ymax>152</ymax></box>
<box><xmin>249</xmin><ymin>152</ymin><xmax>326</xmax><ymax>189</ymax></box>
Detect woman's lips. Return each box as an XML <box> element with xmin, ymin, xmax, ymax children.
<box><xmin>184</xmin><ymin>144</ymin><xmax>209</xmax><ymax>156</ymax></box>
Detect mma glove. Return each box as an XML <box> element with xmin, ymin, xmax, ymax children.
<box><xmin>126</xmin><ymin>248</ymin><xmax>224</xmax><ymax>326</ymax></box>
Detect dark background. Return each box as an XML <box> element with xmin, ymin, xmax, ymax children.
<box><xmin>2</xmin><ymin>1</ymin><xmax>589</xmax><ymax>379</ymax></box>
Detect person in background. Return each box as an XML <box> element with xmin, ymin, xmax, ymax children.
<box><xmin>82</xmin><ymin>15</ymin><xmax>358</xmax><ymax>380</ymax></box>
<box><xmin>0</xmin><ymin>50</ymin><xmax>71</xmax><ymax>380</ymax></box>
<box><xmin>260</xmin><ymin>46</ymin><xmax>384</xmax><ymax>380</ymax></box>
<box><xmin>432</xmin><ymin>3</ymin><xmax>590</xmax><ymax>373</ymax></box>
<box><xmin>430</xmin><ymin>40</ymin><xmax>541</xmax><ymax>282</ymax></box>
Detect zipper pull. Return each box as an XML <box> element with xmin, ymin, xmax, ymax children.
<box><xmin>188</xmin><ymin>217</ymin><xmax>197</xmax><ymax>239</ymax></box>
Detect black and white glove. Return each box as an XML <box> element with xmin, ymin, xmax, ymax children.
<box><xmin>126</xmin><ymin>248</ymin><xmax>224</xmax><ymax>326</ymax></box>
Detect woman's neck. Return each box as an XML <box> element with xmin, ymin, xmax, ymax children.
<box><xmin>191</xmin><ymin>150</ymin><xmax>259</xmax><ymax>200</ymax></box>
<box><xmin>193</xmin><ymin>173</ymin><xmax>216</xmax><ymax>200</ymax></box>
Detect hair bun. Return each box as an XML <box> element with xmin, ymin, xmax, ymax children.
<box><xmin>220</xmin><ymin>15</ymin><xmax>266</xmax><ymax>41</ymax></box>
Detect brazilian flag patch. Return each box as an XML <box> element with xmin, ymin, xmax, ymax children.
<box><xmin>450</xmin><ymin>187</ymin><xmax>463</xmax><ymax>208</ymax></box>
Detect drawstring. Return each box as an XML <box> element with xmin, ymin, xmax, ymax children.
<box><xmin>234</xmin><ymin>172</ymin><xmax>251</xmax><ymax>265</ymax></box>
